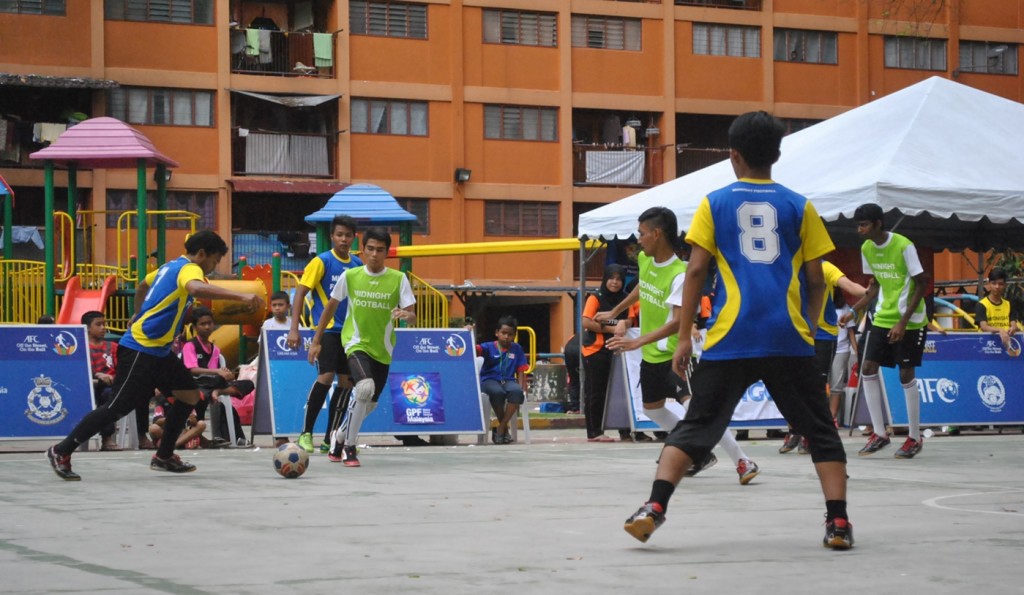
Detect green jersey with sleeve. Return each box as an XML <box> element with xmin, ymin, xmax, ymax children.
<box><xmin>330</xmin><ymin>266</ymin><xmax>416</xmax><ymax>364</ymax></box>
<box><xmin>638</xmin><ymin>252</ymin><xmax>687</xmax><ymax>363</ymax></box>
<box><xmin>861</xmin><ymin>232</ymin><xmax>926</xmax><ymax>330</ymax></box>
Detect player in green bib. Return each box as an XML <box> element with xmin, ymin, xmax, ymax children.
<box><xmin>308</xmin><ymin>227</ymin><xmax>416</xmax><ymax>467</ymax></box>
<box><xmin>849</xmin><ymin>203</ymin><xmax>928</xmax><ymax>459</ymax></box>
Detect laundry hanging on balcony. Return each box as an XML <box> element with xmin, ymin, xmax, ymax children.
<box><xmin>585</xmin><ymin>151</ymin><xmax>645</xmax><ymax>185</ymax></box>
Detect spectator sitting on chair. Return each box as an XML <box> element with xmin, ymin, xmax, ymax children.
<box><xmin>477</xmin><ymin>315</ymin><xmax>529</xmax><ymax>444</ymax></box>
<box><xmin>83</xmin><ymin>311</ymin><xmax>120</xmax><ymax>452</ymax></box>
<box><xmin>180</xmin><ymin>306</ymin><xmax>255</xmax><ymax>447</ymax></box>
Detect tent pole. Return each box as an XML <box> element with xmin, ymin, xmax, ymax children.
<box><xmin>577</xmin><ymin>238</ymin><xmax>587</xmax><ymax>409</ymax></box>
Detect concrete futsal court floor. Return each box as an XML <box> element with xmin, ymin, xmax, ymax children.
<box><xmin>1</xmin><ymin>431</ymin><xmax>1022</xmax><ymax>594</ymax></box>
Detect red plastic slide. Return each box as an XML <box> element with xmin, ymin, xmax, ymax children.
<box><xmin>56</xmin><ymin>275</ymin><xmax>117</xmax><ymax>325</ymax></box>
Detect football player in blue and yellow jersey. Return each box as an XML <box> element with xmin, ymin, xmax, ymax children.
<box><xmin>624</xmin><ymin>112</ymin><xmax>852</xmax><ymax>550</ymax></box>
<box><xmin>286</xmin><ymin>215</ymin><xmax>363</xmax><ymax>454</ymax></box>
<box><xmin>47</xmin><ymin>231</ymin><xmax>263</xmax><ymax>481</ymax></box>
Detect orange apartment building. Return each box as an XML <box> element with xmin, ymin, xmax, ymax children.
<box><xmin>2</xmin><ymin>0</ymin><xmax>1023</xmax><ymax>352</ymax></box>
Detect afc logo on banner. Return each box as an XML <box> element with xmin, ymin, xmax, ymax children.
<box><xmin>918</xmin><ymin>378</ymin><xmax>959</xmax><ymax>404</ymax></box>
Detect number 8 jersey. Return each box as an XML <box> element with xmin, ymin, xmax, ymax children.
<box><xmin>686</xmin><ymin>178</ymin><xmax>834</xmax><ymax>360</ymax></box>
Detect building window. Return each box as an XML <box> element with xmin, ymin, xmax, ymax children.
<box><xmin>0</xmin><ymin>0</ymin><xmax>65</xmax><ymax>15</ymax></box>
<box><xmin>351</xmin><ymin>98</ymin><xmax>428</xmax><ymax>136</ymax></box>
<box><xmin>389</xmin><ymin>198</ymin><xmax>430</xmax><ymax>235</ymax></box>
<box><xmin>774</xmin><ymin>29</ymin><xmax>837</xmax><ymax>64</ymax></box>
<box><xmin>693</xmin><ymin>23</ymin><xmax>760</xmax><ymax>57</ymax></box>
<box><xmin>350</xmin><ymin>1</ymin><xmax>427</xmax><ymax>39</ymax></box>
<box><xmin>104</xmin><ymin>0</ymin><xmax>214</xmax><ymax>25</ymax></box>
<box><xmin>571</xmin><ymin>15</ymin><xmax>641</xmax><ymax>51</ymax></box>
<box><xmin>105</xmin><ymin>190</ymin><xmax>215</xmax><ymax>229</ymax></box>
<box><xmin>485</xmin><ymin>201</ymin><xmax>559</xmax><ymax>237</ymax></box>
<box><xmin>108</xmin><ymin>87</ymin><xmax>215</xmax><ymax>127</ymax></box>
<box><xmin>959</xmin><ymin>41</ymin><xmax>1017</xmax><ymax>75</ymax></box>
<box><xmin>484</xmin><ymin>105</ymin><xmax>558</xmax><ymax>141</ymax></box>
<box><xmin>483</xmin><ymin>9</ymin><xmax>557</xmax><ymax>47</ymax></box>
<box><xmin>884</xmin><ymin>36</ymin><xmax>946</xmax><ymax>71</ymax></box>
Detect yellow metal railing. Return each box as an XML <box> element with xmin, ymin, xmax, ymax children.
<box><xmin>408</xmin><ymin>271</ymin><xmax>449</xmax><ymax>329</ymax></box>
<box><xmin>115</xmin><ymin>210</ymin><xmax>200</xmax><ymax>281</ymax></box>
<box><xmin>0</xmin><ymin>260</ymin><xmax>48</xmax><ymax>323</ymax></box>
<box><xmin>517</xmin><ymin>325</ymin><xmax>538</xmax><ymax>374</ymax></box>
<box><xmin>54</xmin><ymin>211</ymin><xmax>75</xmax><ymax>282</ymax></box>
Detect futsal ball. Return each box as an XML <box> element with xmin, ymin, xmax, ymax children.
<box><xmin>273</xmin><ymin>443</ymin><xmax>309</xmax><ymax>479</ymax></box>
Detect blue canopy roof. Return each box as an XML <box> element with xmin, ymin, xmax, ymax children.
<box><xmin>0</xmin><ymin>175</ymin><xmax>12</xmax><ymax>196</ymax></box>
<box><xmin>304</xmin><ymin>183</ymin><xmax>417</xmax><ymax>224</ymax></box>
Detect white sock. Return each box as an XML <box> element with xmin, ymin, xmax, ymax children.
<box><xmin>861</xmin><ymin>374</ymin><xmax>887</xmax><ymax>435</ymax></box>
<box><xmin>344</xmin><ymin>401</ymin><xmax>369</xmax><ymax>447</ymax></box>
<box><xmin>717</xmin><ymin>429</ymin><xmax>747</xmax><ymax>465</ymax></box>
<box><xmin>644</xmin><ymin>406</ymin><xmax>681</xmax><ymax>432</ymax></box>
<box><xmin>903</xmin><ymin>380</ymin><xmax>921</xmax><ymax>441</ymax></box>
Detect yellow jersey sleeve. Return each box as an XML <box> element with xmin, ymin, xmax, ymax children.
<box><xmin>799</xmin><ymin>201</ymin><xmax>834</xmax><ymax>261</ymax></box>
<box><xmin>685</xmin><ymin>197</ymin><xmax>716</xmax><ymax>254</ymax></box>
<box><xmin>298</xmin><ymin>257</ymin><xmax>324</xmax><ymax>290</ymax></box>
<box><xmin>177</xmin><ymin>262</ymin><xmax>205</xmax><ymax>290</ymax></box>
<box><xmin>822</xmin><ymin>261</ymin><xmax>844</xmax><ymax>292</ymax></box>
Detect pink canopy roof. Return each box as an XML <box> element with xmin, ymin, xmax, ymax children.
<box><xmin>29</xmin><ymin>117</ymin><xmax>179</xmax><ymax>169</ymax></box>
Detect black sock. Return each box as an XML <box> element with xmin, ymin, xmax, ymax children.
<box><xmin>324</xmin><ymin>387</ymin><xmax>351</xmax><ymax>444</ymax></box>
<box><xmin>303</xmin><ymin>382</ymin><xmax>331</xmax><ymax>434</ymax></box>
<box><xmin>155</xmin><ymin>399</ymin><xmax>192</xmax><ymax>459</ymax></box>
<box><xmin>649</xmin><ymin>479</ymin><xmax>676</xmax><ymax>511</ymax></box>
<box><xmin>825</xmin><ymin>499</ymin><xmax>847</xmax><ymax>521</ymax></box>
<box><xmin>56</xmin><ymin>406</ymin><xmax>122</xmax><ymax>455</ymax></box>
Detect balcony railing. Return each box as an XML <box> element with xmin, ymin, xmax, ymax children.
<box><xmin>676</xmin><ymin>0</ymin><xmax>761</xmax><ymax>9</ymax></box>
<box><xmin>230</xmin><ymin>30</ymin><xmax>335</xmax><ymax>78</ymax></box>
<box><xmin>232</xmin><ymin>130</ymin><xmax>335</xmax><ymax>177</ymax></box>
<box><xmin>573</xmin><ymin>145</ymin><xmax>665</xmax><ymax>187</ymax></box>
<box><xmin>676</xmin><ymin>147</ymin><xmax>730</xmax><ymax>176</ymax></box>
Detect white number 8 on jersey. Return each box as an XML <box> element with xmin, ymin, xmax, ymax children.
<box><xmin>737</xmin><ymin>202</ymin><xmax>780</xmax><ymax>264</ymax></box>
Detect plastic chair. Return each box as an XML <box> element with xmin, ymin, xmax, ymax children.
<box><xmin>475</xmin><ymin>356</ymin><xmax>531</xmax><ymax>445</ymax></box>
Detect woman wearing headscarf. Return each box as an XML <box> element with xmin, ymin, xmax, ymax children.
<box><xmin>581</xmin><ymin>264</ymin><xmax>630</xmax><ymax>441</ymax></box>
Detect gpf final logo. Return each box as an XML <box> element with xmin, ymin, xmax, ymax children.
<box><xmin>977</xmin><ymin>375</ymin><xmax>1006</xmax><ymax>413</ymax></box>
<box><xmin>401</xmin><ymin>375</ymin><xmax>433</xmax><ymax>406</ymax></box>
<box><xmin>52</xmin><ymin>330</ymin><xmax>78</xmax><ymax>356</ymax></box>
<box><xmin>25</xmin><ymin>375</ymin><xmax>68</xmax><ymax>425</ymax></box>
<box><xmin>444</xmin><ymin>334</ymin><xmax>467</xmax><ymax>357</ymax></box>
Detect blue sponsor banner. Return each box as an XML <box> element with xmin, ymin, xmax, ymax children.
<box><xmin>882</xmin><ymin>332</ymin><xmax>1024</xmax><ymax>426</ymax></box>
<box><xmin>0</xmin><ymin>325</ymin><xmax>95</xmax><ymax>440</ymax></box>
<box><xmin>255</xmin><ymin>329</ymin><xmax>485</xmax><ymax>436</ymax></box>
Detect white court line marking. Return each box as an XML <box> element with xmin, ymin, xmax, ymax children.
<box><xmin>922</xmin><ymin>489</ymin><xmax>1024</xmax><ymax>517</ymax></box>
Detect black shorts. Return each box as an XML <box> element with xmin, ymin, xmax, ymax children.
<box><xmin>106</xmin><ymin>344</ymin><xmax>197</xmax><ymax>416</ymax></box>
<box><xmin>814</xmin><ymin>339</ymin><xmax>837</xmax><ymax>387</ymax></box>
<box><xmin>863</xmin><ymin>324</ymin><xmax>927</xmax><ymax>369</ymax></box>
<box><xmin>639</xmin><ymin>360</ymin><xmax>686</xmax><ymax>404</ymax></box>
<box><xmin>666</xmin><ymin>356</ymin><xmax>847</xmax><ymax>464</ymax></box>
<box><xmin>316</xmin><ymin>332</ymin><xmax>350</xmax><ymax>376</ymax></box>
<box><xmin>348</xmin><ymin>351</ymin><xmax>390</xmax><ymax>402</ymax></box>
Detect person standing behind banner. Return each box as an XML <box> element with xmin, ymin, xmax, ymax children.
<box><xmin>46</xmin><ymin>230</ymin><xmax>263</xmax><ymax>481</ymax></box>
<box><xmin>624</xmin><ymin>111</ymin><xmax>850</xmax><ymax>548</ymax></box>
<box><xmin>975</xmin><ymin>267</ymin><xmax>1021</xmax><ymax>353</ymax></box>
<box><xmin>287</xmin><ymin>215</ymin><xmax>363</xmax><ymax>455</ymax></box>
<box><xmin>849</xmin><ymin>202</ymin><xmax>928</xmax><ymax>459</ymax></box>
<box><xmin>581</xmin><ymin>264</ymin><xmax>630</xmax><ymax>442</ymax></box>
<box><xmin>309</xmin><ymin>227</ymin><xmax>416</xmax><ymax>467</ymax></box>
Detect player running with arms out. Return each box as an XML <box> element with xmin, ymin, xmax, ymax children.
<box><xmin>46</xmin><ymin>231</ymin><xmax>263</xmax><ymax>480</ymax></box>
<box><xmin>848</xmin><ymin>203</ymin><xmax>928</xmax><ymax>459</ymax></box>
<box><xmin>307</xmin><ymin>227</ymin><xmax>416</xmax><ymax>467</ymax></box>
<box><xmin>623</xmin><ymin>111</ymin><xmax>852</xmax><ymax>549</ymax></box>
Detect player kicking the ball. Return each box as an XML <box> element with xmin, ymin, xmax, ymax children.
<box><xmin>308</xmin><ymin>227</ymin><xmax>416</xmax><ymax>467</ymax></box>
<box><xmin>622</xmin><ymin>112</ymin><xmax>852</xmax><ymax>549</ymax></box>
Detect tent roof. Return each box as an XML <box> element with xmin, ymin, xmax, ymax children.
<box><xmin>578</xmin><ymin>77</ymin><xmax>1024</xmax><ymax>251</ymax></box>
<box><xmin>304</xmin><ymin>183</ymin><xmax>418</xmax><ymax>224</ymax></box>
<box><xmin>28</xmin><ymin>117</ymin><xmax>179</xmax><ymax>169</ymax></box>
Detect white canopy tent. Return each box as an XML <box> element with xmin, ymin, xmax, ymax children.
<box><xmin>578</xmin><ymin>77</ymin><xmax>1024</xmax><ymax>251</ymax></box>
